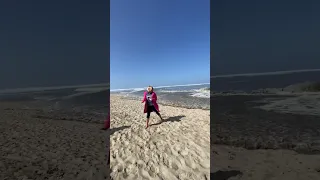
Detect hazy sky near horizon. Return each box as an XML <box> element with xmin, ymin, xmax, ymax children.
<box><xmin>0</xmin><ymin>1</ymin><xmax>109</xmax><ymax>89</ymax></box>
<box><xmin>110</xmin><ymin>0</ymin><xmax>210</xmax><ymax>89</ymax></box>
<box><xmin>211</xmin><ymin>0</ymin><xmax>320</xmax><ymax>75</ymax></box>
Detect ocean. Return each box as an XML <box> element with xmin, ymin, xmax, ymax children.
<box><xmin>211</xmin><ymin>71</ymin><xmax>320</xmax><ymax>92</ymax></box>
<box><xmin>111</xmin><ymin>83</ymin><xmax>210</xmax><ymax>110</ymax></box>
<box><xmin>0</xmin><ymin>70</ymin><xmax>318</xmax><ymax>111</ymax></box>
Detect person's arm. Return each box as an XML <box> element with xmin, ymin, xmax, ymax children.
<box><xmin>152</xmin><ymin>92</ymin><xmax>157</xmax><ymax>102</ymax></box>
<box><xmin>142</xmin><ymin>92</ymin><xmax>147</xmax><ymax>103</ymax></box>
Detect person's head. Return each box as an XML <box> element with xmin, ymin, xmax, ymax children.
<box><xmin>147</xmin><ymin>86</ymin><xmax>153</xmax><ymax>93</ymax></box>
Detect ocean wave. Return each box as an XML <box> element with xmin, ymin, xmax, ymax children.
<box><xmin>190</xmin><ymin>88</ymin><xmax>210</xmax><ymax>98</ymax></box>
<box><xmin>110</xmin><ymin>88</ymin><xmax>144</xmax><ymax>93</ymax></box>
<box><xmin>154</xmin><ymin>83</ymin><xmax>209</xmax><ymax>89</ymax></box>
<box><xmin>111</xmin><ymin>83</ymin><xmax>210</xmax><ymax>100</ymax></box>
<box><xmin>157</xmin><ymin>87</ymin><xmax>210</xmax><ymax>98</ymax></box>
<box><xmin>110</xmin><ymin>83</ymin><xmax>210</xmax><ymax>93</ymax></box>
<box><xmin>195</xmin><ymin>87</ymin><xmax>210</xmax><ymax>92</ymax></box>
<box><xmin>158</xmin><ymin>90</ymin><xmax>191</xmax><ymax>93</ymax></box>
<box><xmin>157</xmin><ymin>87</ymin><xmax>210</xmax><ymax>93</ymax></box>
<box><xmin>190</xmin><ymin>92</ymin><xmax>210</xmax><ymax>98</ymax></box>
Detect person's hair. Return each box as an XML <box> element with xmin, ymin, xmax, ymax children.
<box><xmin>147</xmin><ymin>86</ymin><xmax>153</xmax><ymax>92</ymax></box>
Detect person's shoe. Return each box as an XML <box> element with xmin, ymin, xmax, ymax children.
<box><xmin>101</xmin><ymin>127</ymin><xmax>108</xmax><ymax>130</ymax></box>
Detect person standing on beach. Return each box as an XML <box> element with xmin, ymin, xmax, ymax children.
<box><xmin>142</xmin><ymin>86</ymin><xmax>163</xmax><ymax>128</ymax></box>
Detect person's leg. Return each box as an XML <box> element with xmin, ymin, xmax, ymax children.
<box><xmin>146</xmin><ymin>107</ymin><xmax>151</xmax><ymax>128</ymax></box>
<box><xmin>152</xmin><ymin>106</ymin><xmax>163</xmax><ymax>120</ymax></box>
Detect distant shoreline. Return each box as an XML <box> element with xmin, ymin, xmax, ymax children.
<box><xmin>0</xmin><ymin>83</ymin><xmax>109</xmax><ymax>94</ymax></box>
<box><xmin>211</xmin><ymin>68</ymin><xmax>320</xmax><ymax>78</ymax></box>
<box><xmin>111</xmin><ymin>94</ymin><xmax>210</xmax><ymax>110</ymax></box>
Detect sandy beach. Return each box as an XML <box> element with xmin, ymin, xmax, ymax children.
<box><xmin>0</xmin><ymin>101</ymin><xmax>109</xmax><ymax>180</ymax></box>
<box><xmin>110</xmin><ymin>95</ymin><xmax>210</xmax><ymax>180</ymax></box>
<box><xmin>211</xmin><ymin>94</ymin><xmax>320</xmax><ymax>180</ymax></box>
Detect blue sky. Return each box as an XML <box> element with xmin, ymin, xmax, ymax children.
<box><xmin>110</xmin><ymin>0</ymin><xmax>210</xmax><ymax>89</ymax></box>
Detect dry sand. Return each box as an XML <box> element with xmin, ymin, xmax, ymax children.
<box><xmin>110</xmin><ymin>95</ymin><xmax>210</xmax><ymax>180</ymax></box>
<box><xmin>0</xmin><ymin>101</ymin><xmax>109</xmax><ymax>180</ymax></box>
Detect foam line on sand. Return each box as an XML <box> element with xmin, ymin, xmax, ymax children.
<box><xmin>110</xmin><ymin>95</ymin><xmax>210</xmax><ymax>180</ymax></box>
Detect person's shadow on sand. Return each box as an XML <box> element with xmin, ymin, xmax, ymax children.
<box><xmin>211</xmin><ymin>170</ymin><xmax>243</xmax><ymax>180</ymax></box>
<box><xmin>109</xmin><ymin>126</ymin><xmax>131</xmax><ymax>135</ymax></box>
<box><xmin>149</xmin><ymin>115</ymin><xmax>186</xmax><ymax>127</ymax></box>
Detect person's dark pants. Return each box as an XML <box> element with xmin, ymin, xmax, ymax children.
<box><xmin>147</xmin><ymin>105</ymin><xmax>160</xmax><ymax>118</ymax></box>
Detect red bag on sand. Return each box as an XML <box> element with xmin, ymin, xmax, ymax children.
<box><xmin>104</xmin><ymin>115</ymin><xmax>110</xmax><ymax>129</ymax></box>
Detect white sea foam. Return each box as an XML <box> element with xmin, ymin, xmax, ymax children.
<box><xmin>110</xmin><ymin>88</ymin><xmax>145</xmax><ymax>93</ymax></box>
<box><xmin>158</xmin><ymin>90</ymin><xmax>190</xmax><ymax>93</ymax></box>
<box><xmin>156</xmin><ymin>87</ymin><xmax>211</xmax><ymax>98</ymax></box>
<box><xmin>190</xmin><ymin>92</ymin><xmax>210</xmax><ymax>98</ymax></box>
<box><xmin>110</xmin><ymin>83</ymin><xmax>210</xmax><ymax>92</ymax></box>
<box><xmin>190</xmin><ymin>87</ymin><xmax>210</xmax><ymax>98</ymax></box>
<box><xmin>154</xmin><ymin>83</ymin><xmax>210</xmax><ymax>89</ymax></box>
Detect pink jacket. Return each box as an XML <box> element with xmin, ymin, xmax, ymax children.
<box><xmin>142</xmin><ymin>91</ymin><xmax>160</xmax><ymax>113</ymax></box>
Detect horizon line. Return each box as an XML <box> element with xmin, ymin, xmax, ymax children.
<box><xmin>2</xmin><ymin>68</ymin><xmax>319</xmax><ymax>93</ymax></box>
<box><xmin>110</xmin><ymin>82</ymin><xmax>210</xmax><ymax>91</ymax></box>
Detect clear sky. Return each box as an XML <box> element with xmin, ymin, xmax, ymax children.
<box><xmin>110</xmin><ymin>0</ymin><xmax>210</xmax><ymax>89</ymax></box>
<box><xmin>0</xmin><ymin>1</ymin><xmax>109</xmax><ymax>89</ymax></box>
<box><xmin>211</xmin><ymin>0</ymin><xmax>320</xmax><ymax>75</ymax></box>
